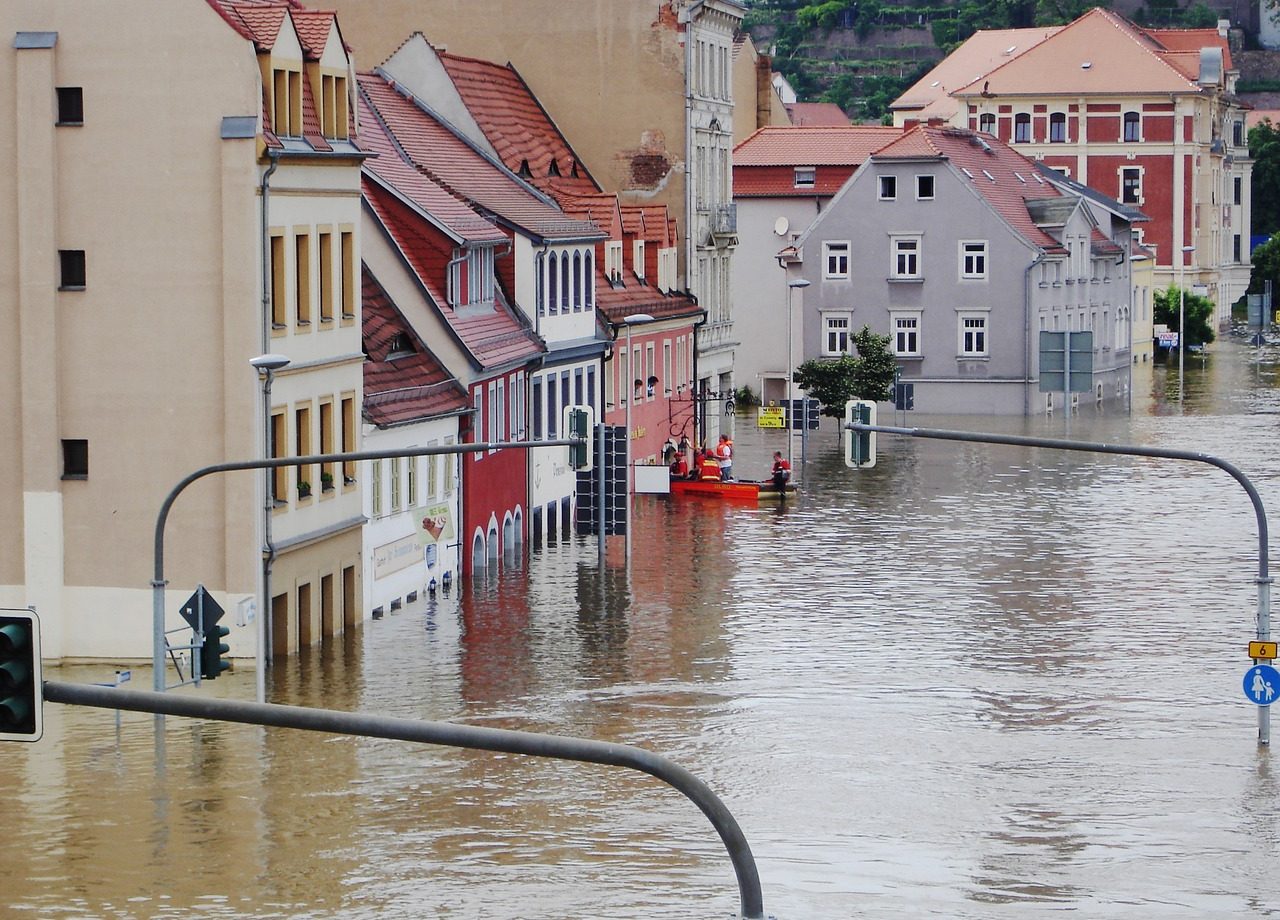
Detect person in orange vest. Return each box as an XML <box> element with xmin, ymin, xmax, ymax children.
<box><xmin>715</xmin><ymin>434</ymin><xmax>734</xmax><ymax>481</ymax></box>
<box><xmin>698</xmin><ymin>448</ymin><xmax>721</xmax><ymax>481</ymax></box>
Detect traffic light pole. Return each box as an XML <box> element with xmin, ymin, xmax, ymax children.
<box><xmin>42</xmin><ymin>678</ymin><xmax>766</xmax><ymax>920</ymax></box>
<box><xmin>847</xmin><ymin>420</ymin><xmax>1272</xmax><ymax>746</ymax></box>
<box><xmin>152</xmin><ymin>438</ymin><xmax>587</xmax><ymax>695</ymax></box>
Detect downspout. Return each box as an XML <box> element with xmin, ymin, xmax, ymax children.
<box><xmin>259</xmin><ymin>151</ymin><xmax>280</xmax><ymax>669</ymax></box>
<box><xmin>692</xmin><ymin>303</ymin><xmax>707</xmax><ymax>446</ymax></box>
<box><xmin>1024</xmin><ymin>250</ymin><xmax>1047</xmax><ymax>417</ymax></box>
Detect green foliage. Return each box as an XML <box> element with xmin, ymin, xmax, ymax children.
<box><xmin>792</xmin><ymin>326</ymin><xmax>897</xmax><ymax>419</ymax></box>
<box><xmin>1153</xmin><ymin>285</ymin><xmax>1216</xmax><ymax>349</ymax></box>
<box><xmin>733</xmin><ymin>384</ymin><xmax>762</xmax><ymax>408</ymax></box>
<box><xmin>1247</xmin><ymin>235</ymin><xmax>1280</xmax><ymax>296</ymax></box>
<box><xmin>1250</xmin><ymin>120</ymin><xmax>1280</xmax><ymax>238</ymax></box>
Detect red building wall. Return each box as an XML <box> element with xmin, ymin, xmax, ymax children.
<box><xmin>463</xmin><ymin>371</ymin><xmax>528</xmax><ymax>577</ymax></box>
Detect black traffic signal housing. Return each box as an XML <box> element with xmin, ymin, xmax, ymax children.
<box><xmin>0</xmin><ymin>610</ymin><xmax>43</xmax><ymax>742</ymax></box>
<box><xmin>844</xmin><ymin>400</ymin><xmax>877</xmax><ymax>469</ymax></box>
<box><xmin>200</xmin><ymin>609</ymin><xmax>231</xmax><ymax>681</ymax></box>
<box><xmin>564</xmin><ymin>405</ymin><xmax>595</xmax><ymax>471</ymax></box>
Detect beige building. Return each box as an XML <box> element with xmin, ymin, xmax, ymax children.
<box><xmin>1</xmin><ymin>0</ymin><xmax>365</xmax><ymax>663</ymax></box>
<box><xmin>322</xmin><ymin>0</ymin><xmax>764</xmax><ymax>440</ymax></box>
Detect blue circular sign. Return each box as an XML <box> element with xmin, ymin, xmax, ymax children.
<box><xmin>1243</xmin><ymin>664</ymin><xmax>1280</xmax><ymax>706</ymax></box>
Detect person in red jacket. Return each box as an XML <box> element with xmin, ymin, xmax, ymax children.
<box><xmin>770</xmin><ymin>451</ymin><xmax>791</xmax><ymax>489</ymax></box>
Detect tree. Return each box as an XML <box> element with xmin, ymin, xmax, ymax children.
<box><xmin>1248</xmin><ymin>234</ymin><xmax>1280</xmax><ymax>297</ymax></box>
<box><xmin>1249</xmin><ymin>119</ymin><xmax>1280</xmax><ymax>239</ymax></box>
<box><xmin>1153</xmin><ymin>285</ymin><xmax>1216</xmax><ymax>349</ymax></box>
<box><xmin>792</xmin><ymin>325</ymin><xmax>897</xmax><ymax>421</ymax></box>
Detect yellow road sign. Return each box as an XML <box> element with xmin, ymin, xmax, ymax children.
<box><xmin>757</xmin><ymin>407</ymin><xmax>785</xmax><ymax>429</ymax></box>
<box><xmin>1249</xmin><ymin>641</ymin><xmax>1277</xmax><ymax>660</ymax></box>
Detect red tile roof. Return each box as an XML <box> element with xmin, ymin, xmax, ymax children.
<box><xmin>734</xmin><ymin>125</ymin><xmax>903</xmax><ymax>166</ymax></box>
<box><xmin>358</xmin><ymin>92</ymin><xmax>509</xmax><ymax>245</ymax></box>
<box><xmin>363</xmin><ymin>267</ymin><xmax>470</xmax><ymax>427</ymax></box>
<box><xmin>871</xmin><ymin>125</ymin><xmax>1067</xmax><ymax>252</ymax></box>
<box><xmin>207</xmin><ymin>0</ymin><xmax>288</xmax><ymax>50</ymax></box>
<box><xmin>785</xmin><ymin>102</ymin><xmax>851</xmax><ymax>126</ymax></box>
<box><xmin>952</xmin><ymin>9</ymin><xmax>1223</xmax><ymax>98</ymax></box>
<box><xmin>358</xmin><ymin>72</ymin><xmax>602</xmax><ymax>243</ymax></box>
<box><xmin>363</xmin><ymin>178</ymin><xmax>545</xmax><ymax>372</ymax></box>
<box><xmin>435</xmin><ymin>50</ymin><xmax>601</xmax><ymax>198</ymax></box>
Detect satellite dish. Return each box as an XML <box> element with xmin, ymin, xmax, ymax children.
<box><xmin>773</xmin><ymin>216</ymin><xmax>789</xmax><ymax>236</ymax></box>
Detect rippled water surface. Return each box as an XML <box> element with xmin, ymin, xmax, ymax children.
<box><xmin>4</xmin><ymin>339</ymin><xmax>1280</xmax><ymax>918</ymax></box>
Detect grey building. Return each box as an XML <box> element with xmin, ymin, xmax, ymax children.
<box><xmin>784</xmin><ymin>124</ymin><xmax>1144</xmax><ymax>415</ymax></box>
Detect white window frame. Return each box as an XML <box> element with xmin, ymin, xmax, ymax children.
<box><xmin>1120</xmin><ymin>166</ymin><xmax>1143</xmax><ymax>205</ymax></box>
<box><xmin>823</xmin><ymin>241</ymin><xmax>850</xmax><ymax>279</ymax></box>
<box><xmin>890</xmin><ymin>234</ymin><xmax>922</xmax><ymax>280</ymax></box>
<box><xmin>978</xmin><ymin>113</ymin><xmax>995</xmax><ymax>135</ymax></box>
<box><xmin>960</xmin><ymin>240</ymin><xmax>988</xmax><ymax>280</ymax></box>
<box><xmin>892</xmin><ymin>312</ymin><xmax>921</xmax><ymax>356</ymax></box>
<box><xmin>605</xmin><ymin>241</ymin><xmax>623</xmax><ymax>282</ymax></box>
<box><xmin>916</xmin><ymin>174</ymin><xmax>935</xmax><ymax>200</ymax></box>
<box><xmin>1014</xmin><ymin>113</ymin><xmax>1031</xmax><ymax>143</ymax></box>
<box><xmin>958</xmin><ymin>312</ymin><xmax>990</xmax><ymax>357</ymax></box>
<box><xmin>822</xmin><ymin>312</ymin><xmax>852</xmax><ymax>355</ymax></box>
<box><xmin>794</xmin><ymin>166</ymin><xmax>816</xmax><ymax>188</ymax></box>
<box><xmin>878</xmin><ymin>175</ymin><xmax>897</xmax><ymax>201</ymax></box>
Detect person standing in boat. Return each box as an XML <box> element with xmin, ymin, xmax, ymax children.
<box><xmin>699</xmin><ymin>447</ymin><xmax>721</xmax><ymax>481</ymax></box>
<box><xmin>771</xmin><ymin>451</ymin><xmax>791</xmax><ymax>489</ymax></box>
<box><xmin>715</xmin><ymin>434</ymin><xmax>734</xmax><ymax>481</ymax></box>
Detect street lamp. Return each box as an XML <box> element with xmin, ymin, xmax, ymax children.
<box><xmin>250</xmin><ymin>352</ymin><xmax>289</xmax><ymax>703</ymax></box>
<box><xmin>1177</xmin><ymin>244</ymin><xmax>1195</xmax><ymax>406</ymax></box>
<box><xmin>786</xmin><ymin>278</ymin><xmax>810</xmax><ymax>472</ymax></box>
<box><xmin>621</xmin><ymin>313</ymin><xmax>655</xmax><ymax>557</ymax></box>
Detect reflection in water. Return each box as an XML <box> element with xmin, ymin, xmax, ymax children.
<box><xmin>2</xmin><ymin>339</ymin><xmax>1280</xmax><ymax>917</ymax></box>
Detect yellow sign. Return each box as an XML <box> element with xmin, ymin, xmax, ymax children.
<box><xmin>1249</xmin><ymin>641</ymin><xmax>1278</xmax><ymax>660</ymax></box>
<box><xmin>757</xmin><ymin>407</ymin><xmax>785</xmax><ymax>429</ymax></box>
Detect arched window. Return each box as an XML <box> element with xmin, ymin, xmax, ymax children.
<box><xmin>978</xmin><ymin>113</ymin><xmax>995</xmax><ymax>135</ymax></box>
<box><xmin>1014</xmin><ymin>113</ymin><xmax>1031</xmax><ymax>143</ymax></box>
<box><xmin>1123</xmin><ymin>111</ymin><xmax>1140</xmax><ymax>142</ymax></box>
<box><xmin>572</xmin><ymin>252</ymin><xmax>582</xmax><ymax>310</ymax></box>
<box><xmin>548</xmin><ymin>254</ymin><xmax>558</xmax><ymax>315</ymax></box>
<box><xmin>471</xmin><ymin>532</ymin><xmax>485</xmax><ymax>575</ymax></box>
<box><xmin>585</xmin><ymin>251</ymin><xmax>595</xmax><ymax>308</ymax></box>
<box><xmin>559</xmin><ymin>253</ymin><xmax>570</xmax><ymax>311</ymax></box>
<box><xmin>1049</xmin><ymin>112</ymin><xmax>1066</xmax><ymax>143</ymax></box>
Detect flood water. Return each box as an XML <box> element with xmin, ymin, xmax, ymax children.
<box><xmin>4</xmin><ymin>336</ymin><xmax>1280</xmax><ymax>919</ymax></box>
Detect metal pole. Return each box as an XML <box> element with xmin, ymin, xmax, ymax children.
<box><xmin>846</xmin><ymin>421</ymin><xmax>1272</xmax><ymax>745</ymax></box>
<box><xmin>625</xmin><ymin>322</ymin><xmax>633</xmax><ymax>562</ymax></box>
<box><xmin>1179</xmin><ymin>253</ymin><xmax>1185</xmax><ymax>406</ymax></box>
<box><xmin>152</xmin><ymin>439</ymin><xmax>587</xmax><ymax>693</ymax></box>
<box><xmin>596</xmin><ymin>421</ymin><xmax>605</xmax><ymax>565</ymax></box>
<box><xmin>785</xmin><ymin>278</ymin><xmax>810</xmax><ymax>474</ymax></box>
<box><xmin>45</xmin><ymin>680</ymin><xmax>766</xmax><ymax>920</ymax></box>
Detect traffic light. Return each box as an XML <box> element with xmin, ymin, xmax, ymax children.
<box><xmin>200</xmin><ymin>607</ymin><xmax>231</xmax><ymax>681</ymax></box>
<box><xmin>563</xmin><ymin>405</ymin><xmax>595</xmax><ymax>471</ymax></box>
<box><xmin>0</xmin><ymin>610</ymin><xmax>43</xmax><ymax>742</ymax></box>
<box><xmin>844</xmin><ymin>400</ymin><xmax>877</xmax><ymax>469</ymax></box>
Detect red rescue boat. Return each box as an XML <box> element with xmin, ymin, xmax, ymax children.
<box><xmin>668</xmin><ymin>476</ymin><xmax>796</xmax><ymax>501</ymax></box>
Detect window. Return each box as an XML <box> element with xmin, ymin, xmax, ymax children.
<box><xmin>370</xmin><ymin>460</ymin><xmax>382</xmax><ymax>517</ymax></box>
<box><xmin>916</xmin><ymin>175</ymin><xmax>935</xmax><ymax>200</ymax></box>
<box><xmin>340</xmin><ymin>231</ymin><xmax>355</xmax><ymax>319</ymax></box>
<box><xmin>1234</xmin><ymin>120</ymin><xmax>1245</xmax><ymax>147</ymax></box>
<box><xmin>1123</xmin><ymin>111</ymin><xmax>1140</xmax><ymax>142</ymax></box>
<box><xmin>1234</xmin><ymin>177</ymin><xmax>1243</xmax><ymax>206</ymax></box>
<box><xmin>1234</xmin><ymin>234</ymin><xmax>1242</xmax><ymax>263</ymax></box>
<box><xmin>1121</xmin><ymin>168</ymin><xmax>1141</xmax><ymax>204</ymax></box>
<box><xmin>272</xmin><ymin>68</ymin><xmax>302</xmax><ymax>137</ymax></box>
<box><xmin>443</xmin><ymin>438</ymin><xmax>455</xmax><ymax>495</ymax></box>
<box><xmin>794</xmin><ymin>167</ymin><xmax>816</xmax><ymax>188</ymax></box>
<box><xmin>961</xmin><ymin>241</ymin><xmax>987</xmax><ymax>279</ymax></box>
<box><xmin>318</xmin><ymin>231</ymin><xmax>334</xmax><ymax>323</ymax></box>
<box><xmin>573</xmin><ymin>252</ymin><xmax>583</xmax><ymax>309</ymax></box>
<box><xmin>878</xmin><ymin>175</ymin><xmax>897</xmax><ymax>200</ymax></box>
<box><xmin>426</xmin><ymin>441</ymin><xmax>440</xmax><ymax>498</ymax></box>
<box><xmin>59</xmin><ymin>250</ymin><xmax>86</xmax><ymax>289</ymax></box>
<box><xmin>271</xmin><ymin>235</ymin><xmax>286</xmax><ymax>327</ymax></box>
<box><xmin>978</xmin><ymin>113</ymin><xmax>995</xmax><ymax>135</ymax></box>
<box><xmin>532</xmin><ymin>377</ymin><xmax>543</xmax><ymax>439</ymax></box>
<box><xmin>389</xmin><ymin>458</ymin><xmax>402</xmax><ymax>512</ymax></box>
<box><xmin>56</xmin><ymin>87</ymin><xmax>83</xmax><ymax>125</ymax></box>
<box><xmin>295</xmin><ymin>405</ymin><xmax>312</xmax><ymax>497</ymax></box>
<box><xmin>633</xmin><ymin>240</ymin><xmax>645</xmax><ymax>279</ymax></box>
<box><xmin>295</xmin><ymin>231</ymin><xmax>311</xmax><ymax>327</ymax></box>
<box><xmin>547</xmin><ymin>377</ymin><xmax>558</xmax><ymax>438</ymax></box>
<box><xmin>61</xmin><ymin>439</ymin><xmax>88</xmax><ymax>480</ymax></box>
<box><xmin>891</xmin><ymin>235</ymin><xmax>921</xmax><ymax>279</ymax></box>
<box><xmin>271</xmin><ymin>410</ymin><xmax>287</xmax><ymax>502</ymax></box>
<box><xmin>321</xmin><ymin>74</ymin><xmax>348</xmax><ymax>140</ymax></box>
<box><xmin>1014</xmin><ymin>113</ymin><xmax>1031</xmax><ymax>143</ymax></box>
<box><xmin>547</xmin><ymin>254</ymin><xmax>559</xmax><ymax>314</ymax></box>
<box><xmin>959</xmin><ymin>314</ymin><xmax>989</xmax><ymax>356</ymax></box>
<box><xmin>893</xmin><ymin>314</ymin><xmax>920</xmax><ymax>356</ymax></box>
<box><xmin>341</xmin><ymin>396</ymin><xmax>355</xmax><ymax>484</ymax></box>
<box><xmin>824</xmin><ymin>241</ymin><xmax>850</xmax><ymax>279</ymax></box>
<box><xmin>319</xmin><ymin>400</ymin><xmax>334</xmax><ymax>490</ymax></box>
<box><xmin>1049</xmin><ymin>112</ymin><xmax>1066</xmax><ymax>143</ymax></box>
<box><xmin>606</xmin><ymin>241</ymin><xmax>623</xmax><ymax>282</ymax></box>
<box><xmin>823</xmin><ymin>314</ymin><xmax>851</xmax><ymax>355</ymax></box>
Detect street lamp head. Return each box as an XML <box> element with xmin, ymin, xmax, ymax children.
<box><xmin>249</xmin><ymin>353</ymin><xmax>291</xmax><ymax>373</ymax></box>
<box><xmin>788</xmin><ymin>279</ymin><xmax>811</xmax><ymax>289</ymax></box>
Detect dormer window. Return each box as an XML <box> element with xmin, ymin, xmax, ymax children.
<box><xmin>518</xmin><ymin>159</ymin><xmax>532</xmax><ymax>178</ymax></box>
<box><xmin>605</xmin><ymin>241</ymin><xmax>624</xmax><ymax>283</ymax></box>
<box><xmin>794</xmin><ymin>167</ymin><xmax>816</xmax><ymax>189</ymax></box>
<box><xmin>320</xmin><ymin>73</ymin><xmax>349</xmax><ymax>140</ymax></box>
<box><xmin>548</xmin><ymin>159</ymin><xmax>561</xmax><ymax>177</ymax></box>
<box><xmin>450</xmin><ymin>245</ymin><xmax>496</xmax><ymax>309</ymax></box>
<box><xmin>387</xmin><ymin>333</ymin><xmax>415</xmax><ymax>359</ymax></box>
<box><xmin>272</xmin><ymin>67</ymin><xmax>302</xmax><ymax>137</ymax></box>
<box><xmin>633</xmin><ymin>240</ymin><xmax>646</xmax><ymax>280</ymax></box>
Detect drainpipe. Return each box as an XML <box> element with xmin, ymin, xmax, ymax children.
<box><xmin>691</xmin><ymin>304</ymin><xmax>707</xmax><ymax>445</ymax></box>
<box><xmin>259</xmin><ymin>151</ymin><xmax>280</xmax><ymax>684</ymax></box>
<box><xmin>1024</xmin><ymin>251</ymin><xmax>1046</xmax><ymax>417</ymax></box>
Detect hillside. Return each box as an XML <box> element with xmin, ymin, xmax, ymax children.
<box><xmin>744</xmin><ymin>0</ymin><xmax>1265</xmax><ymax>123</ymax></box>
